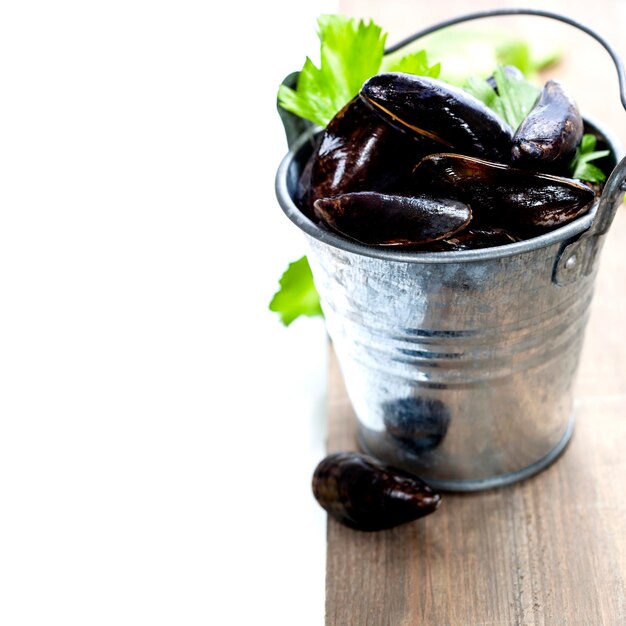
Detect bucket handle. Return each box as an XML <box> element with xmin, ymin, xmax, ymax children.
<box><xmin>385</xmin><ymin>8</ymin><xmax>626</xmax><ymax>283</ymax></box>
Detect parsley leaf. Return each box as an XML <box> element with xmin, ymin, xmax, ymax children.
<box><xmin>269</xmin><ymin>256</ymin><xmax>323</xmax><ymax>326</ymax></box>
<box><xmin>570</xmin><ymin>134</ymin><xmax>610</xmax><ymax>183</ymax></box>
<box><xmin>277</xmin><ymin>15</ymin><xmax>386</xmax><ymax>128</ymax></box>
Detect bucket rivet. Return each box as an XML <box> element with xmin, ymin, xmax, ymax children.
<box><xmin>565</xmin><ymin>255</ymin><xmax>577</xmax><ymax>269</ymax></box>
<box><xmin>619</xmin><ymin>180</ymin><xmax>626</xmax><ymax>191</ymax></box>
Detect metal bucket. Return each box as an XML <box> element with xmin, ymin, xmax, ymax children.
<box><xmin>275</xmin><ymin>9</ymin><xmax>626</xmax><ymax>491</ymax></box>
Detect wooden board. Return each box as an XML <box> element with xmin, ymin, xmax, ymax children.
<box><xmin>325</xmin><ymin>2</ymin><xmax>626</xmax><ymax>624</ymax></box>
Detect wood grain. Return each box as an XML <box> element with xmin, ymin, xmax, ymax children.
<box><xmin>325</xmin><ymin>1</ymin><xmax>626</xmax><ymax>624</ymax></box>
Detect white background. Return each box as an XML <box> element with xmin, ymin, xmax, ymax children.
<box><xmin>0</xmin><ymin>1</ymin><xmax>335</xmax><ymax>624</ymax></box>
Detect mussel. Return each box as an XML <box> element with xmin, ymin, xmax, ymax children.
<box><xmin>312</xmin><ymin>452</ymin><xmax>441</xmax><ymax>531</ymax></box>
<box><xmin>313</xmin><ymin>191</ymin><xmax>472</xmax><ymax>247</ymax></box>
<box><xmin>301</xmin><ymin>96</ymin><xmax>430</xmax><ymax>216</ymax></box>
<box><xmin>413</xmin><ymin>153</ymin><xmax>595</xmax><ymax>229</ymax></box>
<box><xmin>511</xmin><ymin>80</ymin><xmax>583</xmax><ymax>172</ymax></box>
<box><xmin>360</xmin><ymin>73</ymin><xmax>514</xmax><ymax>162</ymax></box>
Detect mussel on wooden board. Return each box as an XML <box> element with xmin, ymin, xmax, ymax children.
<box><xmin>413</xmin><ymin>153</ymin><xmax>596</xmax><ymax>229</ymax></box>
<box><xmin>313</xmin><ymin>191</ymin><xmax>472</xmax><ymax>247</ymax></box>
<box><xmin>312</xmin><ymin>452</ymin><xmax>441</xmax><ymax>531</ymax></box>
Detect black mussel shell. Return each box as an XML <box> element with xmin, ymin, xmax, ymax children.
<box><xmin>360</xmin><ymin>73</ymin><xmax>513</xmax><ymax>162</ymax></box>
<box><xmin>313</xmin><ymin>191</ymin><xmax>472</xmax><ymax>247</ymax></box>
<box><xmin>511</xmin><ymin>80</ymin><xmax>583</xmax><ymax>172</ymax></box>
<box><xmin>312</xmin><ymin>452</ymin><xmax>441</xmax><ymax>531</ymax></box>
<box><xmin>383</xmin><ymin>397</ymin><xmax>450</xmax><ymax>453</ymax></box>
<box><xmin>413</xmin><ymin>153</ymin><xmax>595</xmax><ymax>229</ymax></box>
<box><xmin>294</xmin><ymin>134</ymin><xmax>322</xmax><ymax>212</ymax></box>
<box><xmin>301</xmin><ymin>96</ymin><xmax>436</xmax><ymax>218</ymax></box>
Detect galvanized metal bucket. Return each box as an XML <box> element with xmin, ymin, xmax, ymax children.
<box><xmin>276</xmin><ymin>9</ymin><xmax>626</xmax><ymax>491</ymax></box>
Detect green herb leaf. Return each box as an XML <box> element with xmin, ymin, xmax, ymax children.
<box><xmin>277</xmin><ymin>15</ymin><xmax>439</xmax><ymax>129</ymax></box>
<box><xmin>277</xmin><ymin>15</ymin><xmax>386</xmax><ymax>128</ymax></box>
<box><xmin>269</xmin><ymin>256</ymin><xmax>323</xmax><ymax>326</ymax></box>
<box><xmin>276</xmin><ymin>72</ymin><xmax>316</xmax><ymax>149</ymax></box>
<box><xmin>570</xmin><ymin>133</ymin><xmax>610</xmax><ymax>183</ymax></box>
<box><xmin>464</xmin><ymin>75</ymin><xmax>498</xmax><ymax>108</ymax></box>
<box><xmin>496</xmin><ymin>41</ymin><xmax>533</xmax><ymax>76</ymax></box>
<box><xmin>581</xmin><ymin>133</ymin><xmax>597</xmax><ymax>153</ymax></box>
<box><xmin>496</xmin><ymin>39</ymin><xmax>562</xmax><ymax>77</ymax></box>
<box><xmin>575</xmin><ymin>162</ymin><xmax>607</xmax><ymax>183</ymax></box>
<box><xmin>463</xmin><ymin>64</ymin><xmax>539</xmax><ymax>131</ymax></box>
<box><xmin>491</xmin><ymin>65</ymin><xmax>540</xmax><ymax>130</ymax></box>
<box><xmin>381</xmin><ymin>49</ymin><xmax>440</xmax><ymax>77</ymax></box>
<box><xmin>407</xmin><ymin>25</ymin><xmax>563</xmax><ymax>86</ymax></box>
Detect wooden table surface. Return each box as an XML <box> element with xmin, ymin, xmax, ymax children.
<box><xmin>325</xmin><ymin>1</ymin><xmax>626</xmax><ymax>624</ymax></box>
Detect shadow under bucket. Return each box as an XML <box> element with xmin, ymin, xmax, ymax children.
<box><xmin>275</xmin><ymin>9</ymin><xmax>626</xmax><ymax>491</ymax></box>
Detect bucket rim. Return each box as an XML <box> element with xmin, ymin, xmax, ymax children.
<box><xmin>275</xmin><ymin>115</ymin><xmax>624</xmax><ymax>264</ymax></box>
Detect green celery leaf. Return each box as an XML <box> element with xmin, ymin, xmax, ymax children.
<box><xmin>464</xmin><ymin>75</ymin><xmax>498</xmax><ymax>108</ymax></box>
<box><xmin>574</xmin><ymin>162</ymin><xmax>607</xmax><ymax>184</ymax></box>
<box><xmin>276</xmin><ymin>72</ymin><xmax>316</xmax><ymax>148</ymax></box>
<box><xmin>492</xmin><ymin>64</ymin><xmax>540</xmax><ymax>130</ymax></box>
<box><xmin>463</xmin><ymin>65</ymin><xmax>539</xmax><ymax>131</ymax></box>
<box><xmin>580</xmin><ymin>133</ymin><xmax>597</xmax><ymax>152</ymax></box>
<box><xmin>317</xmin><ymin>14</ymin><xmax>385</xmax><ymax>101</ymax></box>
<box><xmin>405</xmin><ymin>25</ymin><xmax>562</xmax><ymax>86</ymax></box>
<box><xmin>278</xmin><ymin>80</ymin><xmax>330</xmax><ymax>129</ymax></box>
<box><xmin>570</xmin><ymin>133</ymin><xmax>610</xmax><ymax>183</ymax></box>
<box><xmin>497</xmin><ymin>39</ymin><xmax>563</xmax><ymax>77</ymax></box>
<box><xmin>495</xmin><ymin>40</ymin><xmax>563</xmax><ymax>77</ymax></box>
<box><xmin>269</xmin><ymin>256</ymin><xmax>323</xmax><ymax>326</ymax></box>
<box><xmin>277</xmin><ymin>15</ymin><xmax>386</xmax><ymax>128</ymax></box>
<box><xmin>382</xmin><ymin>49</ymin><xmax>440</xmax><ymax>77</ymax></box>
<box><xmin>496</xmin><ymin>40</ymin><xmax>533</xmax><ymax>76</ymax></box>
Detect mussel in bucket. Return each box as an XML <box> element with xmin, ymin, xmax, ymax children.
<box><xmin>413</xmin><ymin>153</ymin><xmax>596</xmax><ymax>229</ymax></box>
<box><xmin>296</xmin><ymin>70</ymin><xmax>602</xmax><ymax>250</ymax></box>
<box><xmin>302</xmin><ymin>96</ymin><xmax>436</xmax><ymax>216</ymax></box>
<box><xmin>313</xmin><ymin>192</ymin><xmax>471</xmax><ymax>247</ymax></box>
<box><xmin>360</xmin><ymin>73</ymin><xmax>513</xmax><ymax>161</ymax></box>
<box><xmin>511</xmin><ymin>80</ymin><xmax>583</xmax><ymax>172</ymax></box>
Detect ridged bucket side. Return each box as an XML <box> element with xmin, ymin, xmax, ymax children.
<box><xmin>306</xmin><ymin>235</ymin><xmax>594</xmax><ymax>487</ymax></box>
